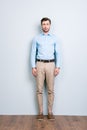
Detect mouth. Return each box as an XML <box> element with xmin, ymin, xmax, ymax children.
<box><xmin>44</xmin><ymin>28</ymin><xmax>48</xmax><ymax>30</ymax></box>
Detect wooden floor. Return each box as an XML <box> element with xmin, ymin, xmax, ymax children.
<box><xmin>0</xmin><ymin>115</ymin><xmax>87</xmax><ymax>130</ymax></box>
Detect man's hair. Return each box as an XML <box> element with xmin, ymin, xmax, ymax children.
<box><xmin>41</xmin><ymin>17</ymin><xmax>51</xmax><ymax>25</ymax></box>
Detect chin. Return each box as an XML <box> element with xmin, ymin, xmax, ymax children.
<box><xmin>42</xmin><ymin>28</ymin><xmax>50</xmax><ymax>33</ymax></box>
<box><xmin>43</xmin><ymin>28</ymin><xmax>49</xmax><ymax>32</ymax></box>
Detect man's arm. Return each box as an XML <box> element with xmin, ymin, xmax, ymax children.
<box><xmin>54</xmin><ymin>37</ymin><xmax>61</xmax><ymax>76</ymax></box>
<box><xmin>31</xmin><ymin>38</ymin><xmax>37</xmax><ymax>76</ymax></box>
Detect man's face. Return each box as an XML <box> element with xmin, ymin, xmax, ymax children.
<box><xmin>41</xmin><ymin>20</ymin><xmax>51</xmax><ymax>33</ymax></box>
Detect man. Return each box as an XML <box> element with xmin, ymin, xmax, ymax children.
<box><xmin>31</xmin><ymin>17</ymin><xmax>61</xmax><ymax>120</ymax></box>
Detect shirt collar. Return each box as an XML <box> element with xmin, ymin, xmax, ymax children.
<box><xmin>41</xmin><ymin>32</ymin><xmax>51</xmax><ymax>36</ymax></box>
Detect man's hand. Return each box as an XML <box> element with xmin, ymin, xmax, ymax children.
<box><xmin>54</xmin><ymin>67</ymin><xmax>60</xmax><ymax>76</ymax></box>
<box><xmin>32</xmin><ymin>68</ymin><xmax>37</xmax><ymax>77</ymax></box>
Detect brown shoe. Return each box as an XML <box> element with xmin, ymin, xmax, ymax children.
<box><xmin>37</xmin><ymin>113</ymin><xmax>44</xmax><ymax>120</ymax></box>
<box><xmin>47</xmin><ymin>113</ymin><xmax>55</xmax><ymax>120</ymax></box>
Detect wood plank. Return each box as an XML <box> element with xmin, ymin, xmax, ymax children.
<box><xmin>0</xmin><ymin>115</ymin><xmax>87</xmax><ymax>130</ymax></box>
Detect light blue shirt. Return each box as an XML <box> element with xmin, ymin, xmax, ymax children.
<box><xmin>31</xmin><ymin>32</ymin><xmax>61</xmax><ymax>68</ymax></box>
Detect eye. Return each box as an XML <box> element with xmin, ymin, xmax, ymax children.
<box><xmin>42</xmin><ymin>23</ymin><xmax>45</xmax><ymax>26</ymax></box>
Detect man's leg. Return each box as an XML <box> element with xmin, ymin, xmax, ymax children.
<box><xmin>45</xmin><ymin>62</ymin><xmax>55</xmax><ymax>114</ymax></box>
<box><xmin>36</xmin><ymin>62</ymin><xmax>45</xmax><ymax>115</ymax></box>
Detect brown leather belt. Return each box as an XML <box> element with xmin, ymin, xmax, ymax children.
<box><xmin>36</xmin><ymin>59</ymin><xmax>55</xmax><ymax>63</ymax></box>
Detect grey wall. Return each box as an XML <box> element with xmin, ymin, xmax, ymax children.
<box><xmin>0</xmin><ymin>0</ymin><xmax>87</xmax><ymax>115</ymax></box>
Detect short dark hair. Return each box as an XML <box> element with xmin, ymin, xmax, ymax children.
<box><xmin>41</xmin><ymin>17</ymin><xmax>51</xmax><ymax>25</ymax></box>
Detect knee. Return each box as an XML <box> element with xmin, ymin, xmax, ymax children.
<box><xmin>37</xmin><ymin>90</ymin><xmax>43</xmax><ymax>94</ymax></box>
<box><xmin>48</xmin><ymin>90</ymin><xmax>54</xmax><ymax>95</ymax></box>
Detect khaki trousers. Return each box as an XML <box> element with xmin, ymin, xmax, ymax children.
<box><xmin>36</xmin><ymin>61</ymin><xmax>55</xmax><ymax>114</ymax></box>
